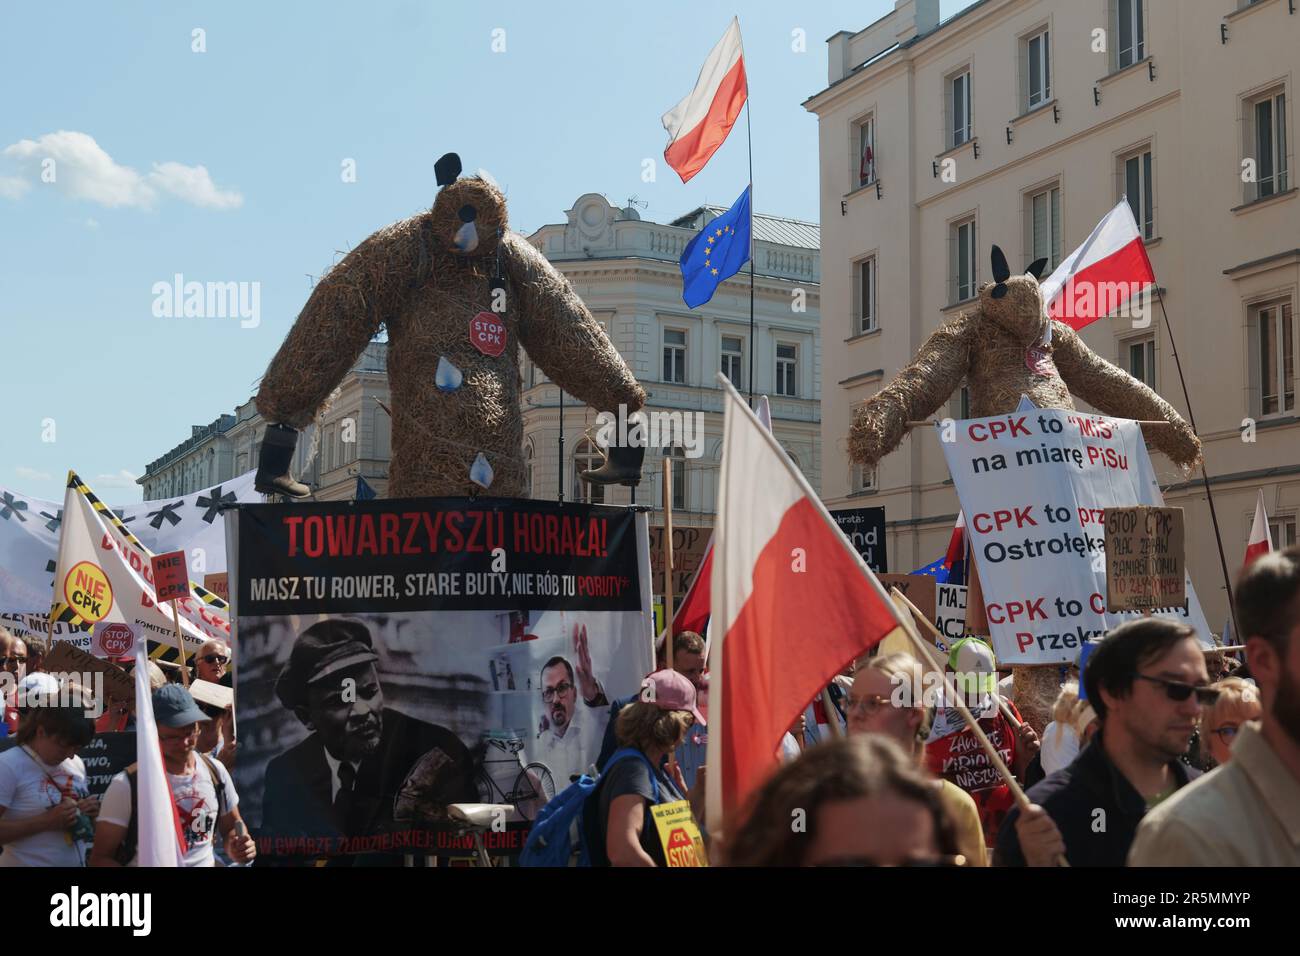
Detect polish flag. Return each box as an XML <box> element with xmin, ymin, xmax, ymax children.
<box><xmin>668</xmin><ymin>397</ymin><xmax>771</xmax><ymax>642</ymax></box>
<box><xmin>1040</xmin><ymin>200</ymin><xmax>1155</xmax><ymax>332</ymax></box>
<box><xmin>705</xmin><ymin>376</ymin><xmax>907</xmax><ymax>826</ymax></box>
<box><xmin>661</xmin><ymin>18</ymin><xmax>747</xmax><ymax>183</ymax></box>
<box><xmin>134</xmin><ymin>642</ymin><xmax>185</xmax><ymax>867</ymax></box>
<box><xmin>1243</xmin><ymin>490</ymin><xmax>1274</xmax><ymax>569</ymax></box>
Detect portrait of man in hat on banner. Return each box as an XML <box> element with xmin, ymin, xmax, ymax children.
<box><xmin>260</xmin><ymin>618</ymin><xmax>479</xmax><ymax>847</ymax></box>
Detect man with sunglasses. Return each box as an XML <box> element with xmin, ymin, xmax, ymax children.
<box><xmin>1130</xmin><ymin>546</ymin><xmax>1300</xmax><ymax>865</ymax></box>
<box><xmin>997</xmin><ymin>618</ymin><xmax>1208</xmax><ymax>866</ymax></box>
<box><xmin>193</xmin><ymin>640</ymin><xmax>231</xmax><ymax>686</ymax></box>
<box><xmin>0</xmin><ymin>630</ymin><xmax>28</xmax><ymax>737</ymax></box>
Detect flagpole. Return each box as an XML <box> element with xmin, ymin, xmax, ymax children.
<box><xmin>1153</xmin><ymin>288</ymin><xmax>1240</xmax><ymax>641</ymax></box>
<box><xmin>745</xmin><ymin>96</ymin><xmax>755</xmax><ymax>410</ymax></box>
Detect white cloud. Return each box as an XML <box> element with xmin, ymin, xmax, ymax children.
<box><xmin>148</xmin><ymin>161</ymin><xmax>243</xmax><ymax>209</ymax></box>
<box><xmin>1</xmin><ymin>131</ymin><xmax>242</xmax><ymax>210</ymax></box>
<box><xmin>85</xmin><ymin>218</ymin><xmax>100</xmax><ymax>229</ymax></box>
<box><xmin>94</xmin><ymin>469</ymin><xmax>140</xmax><ymax>488</ymax></box>
<box><xmin>0</xmin><ymin>175</ymin><xmax>30</xmax><ymax>199</ymax></box>
<box><xmin>14</xmin><ymin>466</ymin><xmax>52</xmax><ymax>482</ymax></box>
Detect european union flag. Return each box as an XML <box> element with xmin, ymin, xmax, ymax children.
<box><xmin>355</xmin><ymin>476</ymin><xmax>377</xmax><ymax>500</ymax></box>
<box><xmin>680</xmin><ymin>184</ymin><xmax>752</xmax><ymax>308</ymax></box>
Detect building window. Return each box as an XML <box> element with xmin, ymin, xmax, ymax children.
<box><xmin>776</xmin><ymin>343</ymin><xmax>798</xmax><ymax>397</ymax></box>
<box><xmin>949</xmin><ymin>383</ymin><xmax>972</xmax><ymax>420</ymax></box>
<box><xmin>948</xmin><ymin>70</ymin><xmax>972</xmax><ymax>148</ymax></box>
<box><xmin>1028</xmin><ymin>185</ymin><xmax>1062</xmax><ymax>269</ymax></box>
<box><xmin>1125</xmin><ymin>336</ymin><xmax>1156</xmax><ymax>388</ymax></box>
<box><xmin>856</xmin><ymin>257</ymin><xmax>876</xmax><ymax>334</ymax></box>
<box><xmin>1116</xmin><ymin>0</ymin><xmax>1145</xmax><ymax>70</ymax></box>
<box><xmin>1269</xmin><ymin>515</ymin><xmax>1298</xmax><ymax>549</ymax></box>
<box><xmin>573</xmin><ymin>439</ymin><xmax>605</xmax><ymax>504</ymax></box>
<box><xmin>663</xmin><ymin>328</ymin><xmax>686</xmax><ymax>384</ymax></box>
<box><xmin>856</xmin><ymin>115</ymin><xmax>876</xmax><ymax>187</ymax></box>
<box><xmin>1248</xmin><ymin>89</ymin><xmax>1288</xmax><ymax>201</ymax></box>
<box><xmin>1024</xmin><ymin>29</ymin><xmax>1050</xmax><ymax>111</ymax></box>
<box><xmin>721</xmin><ymin>335</ymin><xmax>744</xmax><ymax>388</ymax></box>
<box><xmin>951</xmin><ymin>219</ymin><xmax>977</xmax><ymax>303</ymax></box>
<box><xmin>1252</xmin><ymin>299</ymin><xmax>1295</xmax><ymax>417</ymax></box>
<box><xmin>668</xmin><ymin>445</ymin><xmax>687</xmax><ymax>512</ymax></box>
<box><xmin>1120</xmin><ymin>147</ymin><xmax>1155</xmax><ymax>239</ymax></box>
<box><xmin>854</xmin><ymin>463</ymin><xmax>878</xmax><ymax>493</ymax></box>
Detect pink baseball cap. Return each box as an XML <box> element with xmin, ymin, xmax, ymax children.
<box><xmin>640</xmin><ymin>669</ymin><xmax>706</xmax><ymax>727</ymax></box>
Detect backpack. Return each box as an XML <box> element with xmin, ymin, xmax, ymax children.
<box><xmin>114</xmin><ymin>752</ymin><xmax>227</xmax><ymax>866</ymax></box>
<box><xmin>518</xmin><ymin>748</ymin><xmax>659</xmax><ymax>868</ymax></box>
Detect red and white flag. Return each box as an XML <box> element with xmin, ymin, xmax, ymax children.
<box><xmin>705</xmin><ymin>377</ymin><xmax>906</xmax><ymax>825</ymax></box>
<box><xmin>134</xmin><ymin>642</ymin><xmax>185</xmax><ymax>866</ymax></box>
<box><xmin>1040</xmin><ymin>199</ymin><xmax>1155</xmax><ymax>332</ymax></box>
<box><xmin>668</xmin><ymin>397</ymin><xmax>771</xmax><ymax>642</ymax></box>
<box><xmin>1244</xmin><ymin>489</ymin><xmax>1274</xmax><ymax>569</ymax></box>
<box><xmin>661</xmin><ymin>17</ymin><xmax>747</xmax><ymax>183</ymax></box>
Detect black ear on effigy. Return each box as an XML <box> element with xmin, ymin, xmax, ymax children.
<box><xmin>990</xmin><ymin>244</ymin><xmax>1011</xmax><ymax>299</ymax></box>
<box><xmin>435</xmin><ymin>153</ymin><xmax>463</xmax><ymax>187</ymax></box>
<box><xmin>1026</xmin><ymin>257</ymin><xmax>1049</xmax><ymax>281</ymax></box>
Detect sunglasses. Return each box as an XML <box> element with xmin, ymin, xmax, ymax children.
<box><xmin>0</xmin><ymin>656</ymin><xmax>27</xmax><ymax>666</ymax></box>
<box><xmin>1134</xmin><ymin>673</ymin><xmax>1219</xmax><ymax>706</ymax></box>
<box><xmin>200</xmin><ymin>655</ymin><xmax>229</xmax><ymax>665</ymax></box>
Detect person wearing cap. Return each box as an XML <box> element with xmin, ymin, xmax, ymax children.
<box><xmin>923</xmin><ymin>637</ymin><xmax>1039</xmax><ymax>848</ymax></box>
<box><xmin>91</xmin><ymin>684</ymin><xmax>254</xmax><ymax>867</ymax></box>
<box><xmin>260</xmin><ymin>618</ymin><xmax>477</xmax><ymax>851</ymax></box>
<box><xmin>587</xmin><ymin>669</ymin><xmax>703</xmax><ymax>867</ymax></box>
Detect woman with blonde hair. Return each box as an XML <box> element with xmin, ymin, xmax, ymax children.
<box><xmin>587</xmin><ymin>669</ymin><xmax>704</xmax><ymax>867</ymax></box>
<box><xmin>725</xmin><ymin>734</ymin><xmax>962</xmax><ymax>867</ymax></box>
<box><xmin>1201</xmin><ymin>677</ymin><xmax>1261</xmax><ymax>767</ymax></box>
<box><xmin>842</xmin><ymin>653</ymin><xmax>986</xmax><ymax>865</ymax></box>
<box><xmin>1040</xmin><ymin>681</ymin><xmax>1081</xmax><ymax>775</ymax></box>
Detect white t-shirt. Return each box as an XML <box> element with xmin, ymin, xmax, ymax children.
<box><xmin>1040</xmin><ymin>721</ymin><xmax>1081</xmax><ymax>776</ymax></box>
<box><xmin>99</xmin><ymin>754</ymin><xmax>238</xmax><ymax>867</ymax></box>
<box><xmin>0</xmin><ymin>746</ymin><xmax>91</xmax><ymax>867</ymax></box>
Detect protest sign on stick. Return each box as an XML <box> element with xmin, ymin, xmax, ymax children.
<box><xmin>150</xmin><ymin>550</ymin><xmax>191</xmax><ymax>686</ymax></box>
<box><xmin>1104</xmin><ymin>507</ymin><xmax>1185</xmax><ymax>612</ymax></box>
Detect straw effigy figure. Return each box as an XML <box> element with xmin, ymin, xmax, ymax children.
<box><xmin>848</xmin><ymin>245</ymin><xmax>1202</xmax><ymax>732</ymax></box>
<box><xmin>252</xmin><ymin>153</ymin><xmax>646</xmax><ymax>499</ymax></box>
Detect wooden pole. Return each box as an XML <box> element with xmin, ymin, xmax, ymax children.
<box><xmin>662</xmin><ymin>456</ymin><xmax>675</xmax><ymax>671</ymax></box>
<box><xmin>171</xmin><ymin>600</ymin><xmax>189</xmax><ymax>687</ymax></box>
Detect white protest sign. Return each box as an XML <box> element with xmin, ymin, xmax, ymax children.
<box><xmin>934</xmin><ymin>584</ymin><xmax>967</xmax><ymax>653</ymax></box>
<box><xmin>937</xmin><ymin>408</ymin><xmax>1211</xmax><ymax>664</ymax></box>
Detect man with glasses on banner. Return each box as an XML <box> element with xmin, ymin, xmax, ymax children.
<box><xmin>997</xmin><ymin>619</ymin><xmax>1210</xmax><ymax>866</ymax></box>
<box><xmin>537</xmin><ymin>625</ymin><xmax>608</xmax><ymax>785</ymax></box>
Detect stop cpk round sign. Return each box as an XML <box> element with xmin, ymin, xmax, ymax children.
<box><xmin>469</xmin><ymin>311</ymin><xmax>506</xmax><ymax>357</ymax></box>
<box><xmin>92</xmin><ymin>621</ymin><xmax>136</xmax><ymax>660</ymax></box>
<box><xmin>664</xmin><ymin>827</ymin><xmax>702</xmax><ymax>867</ymax></box>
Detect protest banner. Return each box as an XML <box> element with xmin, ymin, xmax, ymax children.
<box><xmin>648</xmin><ymin>525</ymin><xmax>710</xmax><ymax>603</ymax></box>
<box><xmin>45</xmin><ymin>640</ymin><xmax>134</xmax><ymax>703</ymax></box>
<box><xmin>47</xmin><ymin>473</ymin><xmax>229</xmax><ymax>657</ymax></box>
<box><xmin>0</xmin><ymin>471</ymin><xmax>256</xmax><ymax>619</ymax></box>
<box><xmin>937</xmin><ymin>409</ymin><xmax>1211</xmax><ymax>664</ymax></box>
<box><xmin>935</xmin><ymin>583</ymin><xmax>968</xmax><ymax>652</ymax></box>
<box><xmin>1104</xmin><ymin>507</ymin><xmax>1185</xmax><ymax>612</ymax></box>
<box><xmin>831</xmin><ymin>507</ymin><xmax>888</xmax><ymax>572</ymax></box>
<box><xmin>651</xmin><ymin>800</ymin><xmax>708</xmax><ymax>867</ymax></box>
<box><xmin>78</xmin><ymin>733</ymin><xmax>136</xmax><ymax>799</ymax></box>
<box><xmin>229</xmin><ymin>496</ymin><xmax>654</xmax><ymax>859</ymax></box>
<box><xmin>202</xmin><ymin>572</ymin><xmax>229</xmax><ymax>602</ymax></box>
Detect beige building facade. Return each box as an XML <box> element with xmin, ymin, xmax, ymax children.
<box><xmin>807</xmin><ymin>0</ymin><xmax>1299</xmax><ymax>629</ymax></box>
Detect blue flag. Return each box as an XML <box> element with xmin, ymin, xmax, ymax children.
<box><xmin>355</xmin><ymin>476</ymin><xmax>377</xmax><ymax>500</ymax></box>
<box><xmin>680</xmin><ymin>185</ymin><xmax>752</xmax><ymax>308</ymax></box>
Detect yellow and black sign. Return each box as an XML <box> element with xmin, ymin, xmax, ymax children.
<box><xmin>650</xmin><ymin>800</ymin><xmax>708</xmax><ymax>867</ymax></box>
<box><xmin>62</xmin><ymin>560</ymin><xmax>113</xmax><ymax>623</ymax></box>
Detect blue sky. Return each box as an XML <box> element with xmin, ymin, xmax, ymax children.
<box><xmin>0</xmin><ymin>0</ymin><xmax>966</xmax><ymax>503</ymax></box>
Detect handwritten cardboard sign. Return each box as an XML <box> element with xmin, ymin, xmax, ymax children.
<box><xmin>45</xmin><ymin>640</ymin><xmax>134</xmax><ymax>703</ymax></box>
<box><xmin>1104</xmin><ymin>506</ymin><xmax>1185</xmax><ymax>612</ymax></box>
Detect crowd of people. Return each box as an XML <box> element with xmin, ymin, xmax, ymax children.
<box><xmin>1</xmin><ymin>544</ymin><xmax>1298</xmax><ymax>868</ymax></box>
